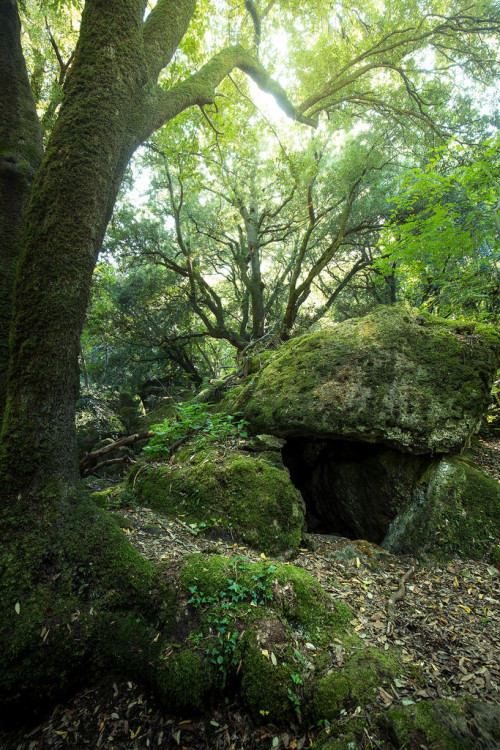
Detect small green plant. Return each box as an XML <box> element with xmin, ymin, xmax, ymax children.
<box><xmin>144</xmin><ymin>401</ymin><xmax>248</xmax><ymax>458</ymax></box>
<box><xmin>287</xmin><ymin>673</ymin><xmax>304</xmax><ymax>715</ymax></box>
<box><xmin>186</xmin><ymin>557</ymin><xmax>277</xmax><ymax>688</ymax></box>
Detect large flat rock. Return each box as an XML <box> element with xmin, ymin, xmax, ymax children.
<box><xmin>241</xmin><ymin>308</ymin><xmax>500</xmax><ymax>454</ymax></box>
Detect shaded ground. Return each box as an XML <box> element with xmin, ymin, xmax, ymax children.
<box><xmin>1</xmin><ymin>437</ymin><xmax>499</xmax><ymax>749</ymax></box>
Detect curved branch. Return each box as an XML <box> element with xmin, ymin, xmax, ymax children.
<box><xmin>244</xmin><ymin>0</ymin><xmax>261</xmax><ymax>50</ymax></box>
<box><xmin>143</xmin><ymin>44</ymin><xmax>317</xmax><ymax>139</ymax></box>
<box><xmin>142</xmin><ymin>0</ymin><xmax>197</xmax><ymax>79</ymax></box>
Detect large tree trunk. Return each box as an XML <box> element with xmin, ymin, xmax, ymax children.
<box><xmin>0</xmin><ymin>0</ymin><xmax>43</xmax><ymax>417</ymax></box>
<box><xmin>0</xmin><ymin>0</ymin><xmax>164</xmax><ymax>716</ymax></box>
<box><xmin>0</xmin><ymin>0</ymin><xmax>307</xmax><ymax>714</ymax></box>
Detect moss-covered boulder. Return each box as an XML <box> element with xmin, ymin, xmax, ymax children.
<box><xmin>156</xmin><ymin>552</ymin><xmax>398</xmax><ymax>726</ymax></box>
<box><xmin>118</xmin><ymin>390</ymin><xmax>146</xmax><ymax>433</ymax></box>
<box><xmin>238</xmin><ymin>307</ymin><xmax>500</xmax><ymax>454</ymax></box>
<box><xmin>383</xmin><ymin>456</ymin><xmax>500</xmax><ymax>558</ymax></box>
<box><xmin>136</xmin><ymin>397</ymin><xmax>178</xmax><ymax>431</ymax></box>
<box><xmin>379</xmin><ymin>698</ymin><xmax>500</xmax><ymax>750</ymax></box>
<box><xmin>133</xmin><ymin>446</ymin><xmax>306</xmax><ymax>556</ymax></box>
<box><xmin>314</xmin><ymin>698</ymin><xmax>500</xmax><ymax>749</ymax></box>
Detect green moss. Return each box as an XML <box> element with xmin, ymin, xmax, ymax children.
<box><xmin>133</xmin><ymin>446</ymin><xmax>306</xmax><ymax>556</ymax></box>
<box><xmin>239</xmin><ymin>631</ymin><xmax>295</xmax><ymax>723</ymax></box>
<box><xmin>273</xmin><ymin>564</ymin><xmax>352</xmax><ymax>641</ymax></box>
<box><xmin>118</xmin><ymin>391</ymin><xmax>146</xmax><ymax>432</ymax></box>
<box><xmin>384</xmin><ymin>456</ymin><xmax>500</xmax><ymax>559</ymax></box>
<box><xmin>380</xmin><ymin>698</ymin><xmax>500</xmax><ymax>749</ymax></box>
<box><xmin>136</xmin><ymin>399</ymin><xmax>178</xmax><ymax>431</ymax></box>
<box><xmin>240</xmin><ymin>307</ymin><xmax>500</xmax><ymax>454</ymax></box>
<box><xmin>171</xmin><ymin>553</ymin><xmax>364</xmax><ymax>723</ymax></box>
<box><xmin>157</xmin><ymin>649</ymin><xmax>214</xmax><ymax>711</ymax></box>
<box><xmin>0</xmin><ymin>490</ymin><xmax>173</xmax><ymax>714</ymax></box>
<box><xmin>90</xmin><ymin>484</ymin><xmax>125</xmax><ymax>508</ymax></box>
<box><xmin>313</xmin><ymin>649</ymin><xmax>400</xmax><ymax>723</ymax></box>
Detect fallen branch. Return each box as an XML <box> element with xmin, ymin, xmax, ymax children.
<box><xmin>386</xmin><ymin>566</ymin><xmax>415</xmax><ymax>636</ymax></box>
<box><xmin>83</xmin><ymin>456</ymin><xmax>135</xmax><ymax>477</ymax></box>
<box><xmin>175</xmin><ymin>517</ymin><xmax>199</xmax><ymax>536</ymax></box>
<box><xmin>79</xmin><ymin>430</ymin><xmax>154</xmax><ymax>474</ymax></box>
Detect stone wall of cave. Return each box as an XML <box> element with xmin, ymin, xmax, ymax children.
<box><xmin>281</xmin><ymin>438</ymin><xmax>432</xmax><ymax>544</ymax></box>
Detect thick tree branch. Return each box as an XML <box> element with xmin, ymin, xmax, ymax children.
<box><xmin>142</xmin><ymin>0</ymin><xmax>197</xmax><ymax>79</ymax></box>
<box><xmin>145</xmin><ymin>44</ymin><xmax>317</xmax><ymax>138</ymax></box>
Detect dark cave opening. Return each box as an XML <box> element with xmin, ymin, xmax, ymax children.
<box><xmin>281</xmin><ymin>437</ymin><xmax>431</xmax><ymax>544</ymax></box>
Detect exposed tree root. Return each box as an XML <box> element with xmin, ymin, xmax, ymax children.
<box><xmin>386</xmin><ymin>566</ymin><xmax>415</xmax><ymax>635</ymax></box>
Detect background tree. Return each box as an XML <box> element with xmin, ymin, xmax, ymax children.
<box><xmin>377</xmin><ymin>137</ymin><xmax>500</xmax><ymax>318</ymax></box>
<box><xmin>83</xmin><ymin>261</ymin><xmax>215</xmax><ymax>388</ymax></box>
<box><xmin>111</xmin><ymin>124</ymin><xmax>402</xmax><ymax>354</ymax></box>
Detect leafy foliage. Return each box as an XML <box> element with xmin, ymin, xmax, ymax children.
<box><xmin>377</xmin><ymin>138</ymin><xmax>500</xmax><ymax>319</ymax></box>
<box><xmin>144</xmin><ymin>401</ymin><xmax>248</xmax><ymax>458</ymax></box>
<box><xmin>187</xmin><ymin>556</ymin><xmax>277</xmax><ymax>688</ymax></box>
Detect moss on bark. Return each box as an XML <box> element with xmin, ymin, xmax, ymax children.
<box><xmin>0</xmin><ymin>489</ymin><xmax>173</xmax><ymax>716</ymax></box>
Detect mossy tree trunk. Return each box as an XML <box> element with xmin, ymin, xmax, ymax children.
<box><xmin>0</xmin><ymin>0</ymin><xmax>43</xmax><ymax>418</ymax></box>
<box><xmin>0</xmin><ymin>0</ymin><xmax>309</xmax><ymax>713</ymax></box>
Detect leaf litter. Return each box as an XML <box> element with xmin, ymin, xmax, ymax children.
<box><xmin>1</xmin><ymin>438</ymin><xmax>499</xmax><ymax>749</ymax></box>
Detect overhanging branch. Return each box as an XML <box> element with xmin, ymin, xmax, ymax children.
<box><xmin>145</xmin><ymin>44</ymin><xmax>317</xmax><ymax>138</ymax></box>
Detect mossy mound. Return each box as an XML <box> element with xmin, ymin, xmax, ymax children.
<box><xmin>0</xmin><ymin>491</ymin><xmax>173</xmax><ymax>716</ymax></box>
<box><xmin>312</xmin><ymin>648</ymin><xmax>400</xmax><ymax>723</ymax></box>
<box><xmin>383</xmin><ymin>456</ymin><xmax>500</xmax><ymax>559</ymax></box>
<box><xmin>117</xmin><ymin>391</ymin><xmax>146</xmax><ymax>433</ymax></box>
<box><xmin>313</xmin><ymin>698</ymin><xmax>500</xmax><ymax>749</ymax></box>
<box><xmin>238</xmin><ymin>307</ymin><xmax>500</xmax><ymax>454</ymax></box>
<box><xmin>89</xmin><ymin>483</ymin><xmax>126</xmax><ymax>509</ymax></box>
<box><xmin>380</xmin><ymin>698</ymin><xmax>500</xmax><ymax>749</ymax></box>
<box><xmin>156</xmin><ymin>552</ymin><xmax>396</xmax><ymax>725</ymax></box>
<box><xmin>136</xmin><ymin>397</ymin><xmax>177</xmax><ymax>431</ymax></box>
<box><xmin>132</xmin><ymin>446</ymin><xmax>306</xmax><ymax>556</ymax></box>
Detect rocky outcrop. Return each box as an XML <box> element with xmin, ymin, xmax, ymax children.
<box><xmin>239</xmin><ymin>307</ymin><xmax>500</xmax><ymax>454</ymax></box>
<box><xmin>382</xmin><ymin>455</ymin><xmax>500</xmax><ymax>557</ymax></box>
<box><xmin>222</xmin><ymin>307</ymin><xmax>500</xmax><ymax>557</ymax></box>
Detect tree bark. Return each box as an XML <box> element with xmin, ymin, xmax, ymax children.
<box><xmin>0</xmin><ymin>0</ymin><xmax>43</xmax><ymax>418</ymax></box>
<box><xmin>0</xmin><ymin>0</ymin><xmax>310</xmax><ymax>713</ymax></box>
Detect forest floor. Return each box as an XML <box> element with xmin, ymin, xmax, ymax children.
<box><xmin>1</xmin><ymin>436</ymin><xmax>500</xmax><ymax>750</ymax></box>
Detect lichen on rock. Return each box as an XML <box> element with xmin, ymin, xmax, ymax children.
<box><xmin>239</xmin><ymin>307</ymin><xmax>500</xmax><ymax>454</ymax></box>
